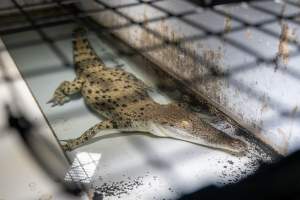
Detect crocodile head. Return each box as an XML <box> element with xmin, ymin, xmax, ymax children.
<box><xmin>148</xmin><ymin>105</ymin><xmax>248</xmax><ymax>155</ymax></box>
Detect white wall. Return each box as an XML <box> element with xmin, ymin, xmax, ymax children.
<box><xmin>80</xmin><ymin>0</ymin><xmax>300</xmax><ymax>155</ymax></box>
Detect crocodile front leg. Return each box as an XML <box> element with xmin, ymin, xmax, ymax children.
<box><xmin>48</xmin><ymin>78</ymin><xmax>84</xmax><ymax>106</ymax></box>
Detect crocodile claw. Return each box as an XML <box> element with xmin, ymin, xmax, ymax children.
<box><xmin>47</xmin><ymin>95</ymin><xmax>70</xmax><ymax>107</ymax></box>
<box><xmin>60</xmin><ymin>139</ymin><xmax>74</xmax><ymax>151</ymax></box>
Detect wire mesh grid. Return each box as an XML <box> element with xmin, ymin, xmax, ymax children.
<box><xmin>0</xmin><ymin>0</ymin><xmax>298</xmax><ymax>197</ymax></box>
<box><xmin>1</xmin><ymin>0</ymin><xmax>299</xmax><ymax>116</ymax></box>
<box><xmin>65</xmin><ymin>152</ymin><xmax>101</xmax><ymax>183</ymax></box>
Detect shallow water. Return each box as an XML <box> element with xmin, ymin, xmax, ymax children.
<box><xmin>2</xmin><ymin>21</ymin><xmax>278</xmax><ymax>200</ymax></box>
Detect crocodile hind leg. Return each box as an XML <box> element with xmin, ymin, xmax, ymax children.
<box><xmin>61</xmin><ymin>119</ymin><xmax>149</xmax><ymax>151</ymax></box>
<box><xmin>48</xmin><ymin>77</ymin><xmax>84</xmax><ymax>106</ymax></box>
<box><xmin>61</xmin><ymin>119</ymin><xmax>115</xmax><ymax>151</ymax></box>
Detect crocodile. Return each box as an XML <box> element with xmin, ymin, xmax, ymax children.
<box><xmin>48</xmin><ymin>27</ymin><xmax>247</xmax><ymax>154</ymax></box>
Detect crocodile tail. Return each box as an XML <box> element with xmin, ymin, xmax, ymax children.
<box><xmin>72</xmin><ymin>27</ymin><xmax>104</xmax><ymax>71</ymax></box>
<box><xmin>72</xmin><ymin>26</ymin><xmax>88</xmax><ymax>38</ymax></box>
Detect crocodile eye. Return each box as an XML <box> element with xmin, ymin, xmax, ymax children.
<box><xmin>181</xmin><ymin>120</ymin><xmax>189</xmax><ymax>126</ymax></box>
<box><xmin>181</xmin><ymin>120</ymin><xmax>191</xmax><ymax>128</ymax></box>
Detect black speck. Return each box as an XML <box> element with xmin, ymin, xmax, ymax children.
<box><xmin>228</xmin><ymin>160</ymin><xmax>234</xmax><ymax>165</ymax></box>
